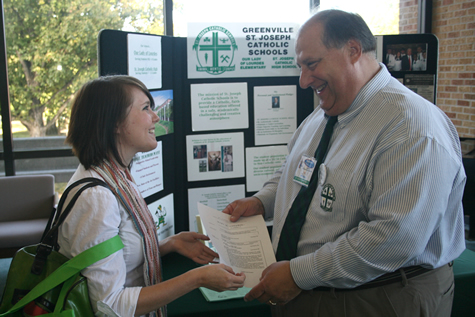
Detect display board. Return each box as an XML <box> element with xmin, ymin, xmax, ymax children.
<box><xmin>382</xmin><ymin>34</ymin><xmax>439</xmax><ymax>104</ymax></box>
<box><xmin>98</xmin><ymin>30</ymin><xmax>438</xmax><ymax>234</ymax></box>
<box><xmin>98</xmin><ymin>28</ymin><xmax>315</xmax><ymax>233</ymax></box>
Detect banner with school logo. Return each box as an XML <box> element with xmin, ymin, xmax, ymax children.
<box><xmin>187</xmin><ymin>22</ymin><xmax>300</xmax><ymax>79</ymax></box>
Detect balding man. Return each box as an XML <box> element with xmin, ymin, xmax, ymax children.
<box><xmin>224</xmin><ymin>9</ymin><xmax>465</xmax><ymax>317</ymax></box>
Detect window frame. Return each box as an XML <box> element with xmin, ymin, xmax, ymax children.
<box><xmin>0</xmin><ymin>0</ymin><xmax>431</xmax><ymax>176</ymax></box>
<box><xmin>0</xmin><ymin>0</ymin><xmax>174</xmax><ymax>176</ymax></box>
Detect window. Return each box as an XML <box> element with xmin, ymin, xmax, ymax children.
<box><xmin>319</xmin><ymin>0</ymin><xmax>400</xmax><ymax>35</ymax></box>
<box><xmin>1</xmin><ymin>0</ymin><xmax>402</xmax><ymax>190</ymax></box>
<box><xmin>173</xmin><ymin>0</ymin><xmax>310</xmax><ymax>37</ymax></box>
<box><xmin>173</xmin><ymin>0</ymin><xmax>400</xmax><ymax>37</ymax></box>
<box><xmin>0</xmin><ymin>0</ymin><xmax>167</xmax><ymax>192</ymax></box>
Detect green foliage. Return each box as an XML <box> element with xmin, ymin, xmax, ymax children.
<box><xmin>4</xmin><ymin>0</ymin><xmax>164</xmax><ymax>137</ymax></box>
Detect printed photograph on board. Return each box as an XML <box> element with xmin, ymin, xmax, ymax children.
<box><xmin>222</xmin><ymin>145</ymin><xmax>233</xmax><ymax>172</ymax></box>
<box><xmin>151</xmin><ymin>89</ymin><xmax>174</xmax><ymax>136</ymax></box>
<box><xmin>193</xmin><ymin>145</ymin><xmax>207</xmax><ymax>159</ymax></box>
<box><xmin>383</xmin><ymin>43</ymin><xmax>428</xmax><ymax>72</ymax></box>
<box><xmin>208</xmin><ymin>151</ymin><xmax>222</xmax><ymax>171</ymax></box>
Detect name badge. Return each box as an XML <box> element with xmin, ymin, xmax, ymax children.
<box><xmin>293</xmin><ymin>155</ymin><xmax>317</xmax><ymax>187</ymax></box>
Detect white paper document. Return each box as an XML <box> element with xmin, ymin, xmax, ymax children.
<box><xmin>188</xmin><ymin>185</ymin><xmax>245</xmax><ymax>233</ymax></box>
<box><xmin>245</xmin><ymin>145</ymin><xmax>288</xmax><ymax>192</ymax></box>
<box><xmin>187</xmin><ymin>22</ymin><xmax>300</xmax><ymax>79</ymax></box>
<box><xmin>127</xmin><ymin>33</ymin><xmax>162</xmax><ymax>89</ymax></box>
<box><xmin>130</xmin><ymin>142</ymin><xmax>163</xmax><ymax>198</ymax></box>
<box><xmin>148</xmin><ymin>193</ymin><xmax>175</xmax><ymax>240</ymax></box>
<box><xmin>186</xmin><ymin>132</ymin><xmax>245</xmax><ymax>181</ymax></box>
<box><xmin>254</xmin><ymin>85</ymin><xmax>297</xmax><ymax>146</ymax></box>
<box><xmin>190</xmin><ymin>82</ymin><xmax>249</xmax><ymax>132</ymax></box>
<box><xmin>197</xmin><ymin>202</ymin><xmax>276</xmax><ymax>288</ymax></box>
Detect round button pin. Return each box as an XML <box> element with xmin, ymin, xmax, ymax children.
<box><xmin>318</xmin><ymin>164</ymin><xmax>327</xmax><ymax>186</ymax></box>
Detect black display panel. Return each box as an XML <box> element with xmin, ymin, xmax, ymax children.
<box><xmin>98</xmin><ymin>29</ymin><xmax>314</xmax><ymax>232</ymax></box>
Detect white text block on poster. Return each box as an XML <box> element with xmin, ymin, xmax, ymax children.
<box><xmin>246</xmin><ymin>146</ymin><xmax>288</xmax><ymax>192</ymax></box>
<box><xmin>190</xmin><ymin>82</ymin><xmax>248</xmax><ymax>131</ymax></box>
<box><xmin>130</xmin><ymin>142</ymin><xmax>163</xmax><ymax>198</ymax></box>
<box><xmin>127</xmin><ymin>33</ymin><xmax>162</xmax><ymax>89</ymax></box>
<box><xmin>254</xmin><ymin>85</ymin><xmax>297</xmax><ymax>146</ymax></box>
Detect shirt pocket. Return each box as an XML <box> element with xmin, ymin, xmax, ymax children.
<box><xmin>311</xmin><ymin>168</ymin><xmax>353</xmax><ymax>222</ymax></box>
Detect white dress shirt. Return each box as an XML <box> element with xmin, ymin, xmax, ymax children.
<box><xmin>255</xmin><ymin>64</ymin><xmax>466</xmax><ymax>290</ymax></box>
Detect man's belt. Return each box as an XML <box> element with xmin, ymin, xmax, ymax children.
<box><xmin>314</xmin><ymin>265</ymin><xmax>436</xmax><ymax>292</ymax></box>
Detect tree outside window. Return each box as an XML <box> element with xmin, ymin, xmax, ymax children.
<box><xmin>3</xmin><ymin>0</ymin><xmax>166</xmax><ymax>138</ymax></box>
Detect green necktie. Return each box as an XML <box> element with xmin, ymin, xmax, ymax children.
<box><xmin>275</xmin><ymin>116</ymin><xmax>338</xmax><ymax>261</ymax></box>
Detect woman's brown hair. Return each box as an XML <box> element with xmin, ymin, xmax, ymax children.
<box><xmin>66</xmin><ymin>75</ymin><xmax>154</xmax><ymax>169</ymax></box>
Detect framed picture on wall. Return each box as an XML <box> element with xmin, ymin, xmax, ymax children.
<box><xmin>382</xmin><ymin>34</ymin><xmax>438</xmax><ymax>104</ymax></box>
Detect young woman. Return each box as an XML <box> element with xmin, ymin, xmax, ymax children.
<box><xmin>392</xmin><ymin>51</ymin><xmax>402</xmax><ymax>71</ymax></box>
<box><xmin>58</xmin><ymin>75</ymin><xmax>245</xmax><ymax>317</ymax></box>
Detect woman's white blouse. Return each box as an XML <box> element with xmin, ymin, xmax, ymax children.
<box><xmin>58</xmin><ymin>165</ymin><xmax>145</xmax><ymax>317</ymax></box>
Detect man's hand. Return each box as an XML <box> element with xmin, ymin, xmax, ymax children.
<box><xmin>222</xmin><ymin>197</ymin><xmax>265</xmax><ymax>222</ymax></box>
<box><xmin>244</xmin><ymin>261</ymin><xmax>302</xmax><ymax>305</ymax></box>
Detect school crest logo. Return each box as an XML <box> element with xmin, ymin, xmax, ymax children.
<box><xmin>320</xmin><ymin>184</ymin><xmax>336</xmax><ymax>212</ymax></box>
<box><xmin>192</xmin><ymin>26</ymin><xmax>237</xmax><ymax>75</ymax></box>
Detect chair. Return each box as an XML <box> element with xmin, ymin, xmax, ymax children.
<box><xmin>0</xmin><ymin>175</ymin><xmax>55</xmax><ymax>253</ymax></box>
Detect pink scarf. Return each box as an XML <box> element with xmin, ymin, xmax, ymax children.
<box><xmin>92</xmin><ymin>160</ymin><xmax>165</xmax><ymax>317</ymax></box>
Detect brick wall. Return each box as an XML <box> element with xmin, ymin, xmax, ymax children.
<box><xmin>399</xmin><ymin>0</ymin><xmax>475</xmax><ymax>155</ymax></box>
<box><xmin>399</xmin><ymin>0</ymin><xmax>419</xmax><ymax>33</ymax></box>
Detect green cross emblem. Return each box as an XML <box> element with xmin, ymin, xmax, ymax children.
<box><xmin>320</xmin><ymin>184</ymin><xmax>336</xmax><ymax>212</ymax></box>
<box><xmin>193</xmin><ymin>26</ymin><xmax>237</xmax><ymax>75</ymax></box>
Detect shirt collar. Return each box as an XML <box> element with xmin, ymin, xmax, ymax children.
<box><xmin>336</xmin><ymin>63</ymin><xmax>391</xmax><ymax>127</ymax></box>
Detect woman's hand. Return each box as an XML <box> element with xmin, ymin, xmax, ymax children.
<box><xmin>162</xmin><ymin>231</ymin><xmax>218</xmax><ymax>264</ymax></box>
<box><xmin>195</xmin><ymin>264</ymin><xmax>246</xmax><ymax>292</ymax></box>
<box><xmin>136</xmin><ymin>260</ymin><xmax>245</xmax><ymax>315</ymax></box>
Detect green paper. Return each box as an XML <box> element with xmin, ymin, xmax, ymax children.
<box><xmin>199</xmin><ymin>287</ymin><xmax>251</xmax><ymax>302</ymax></box>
